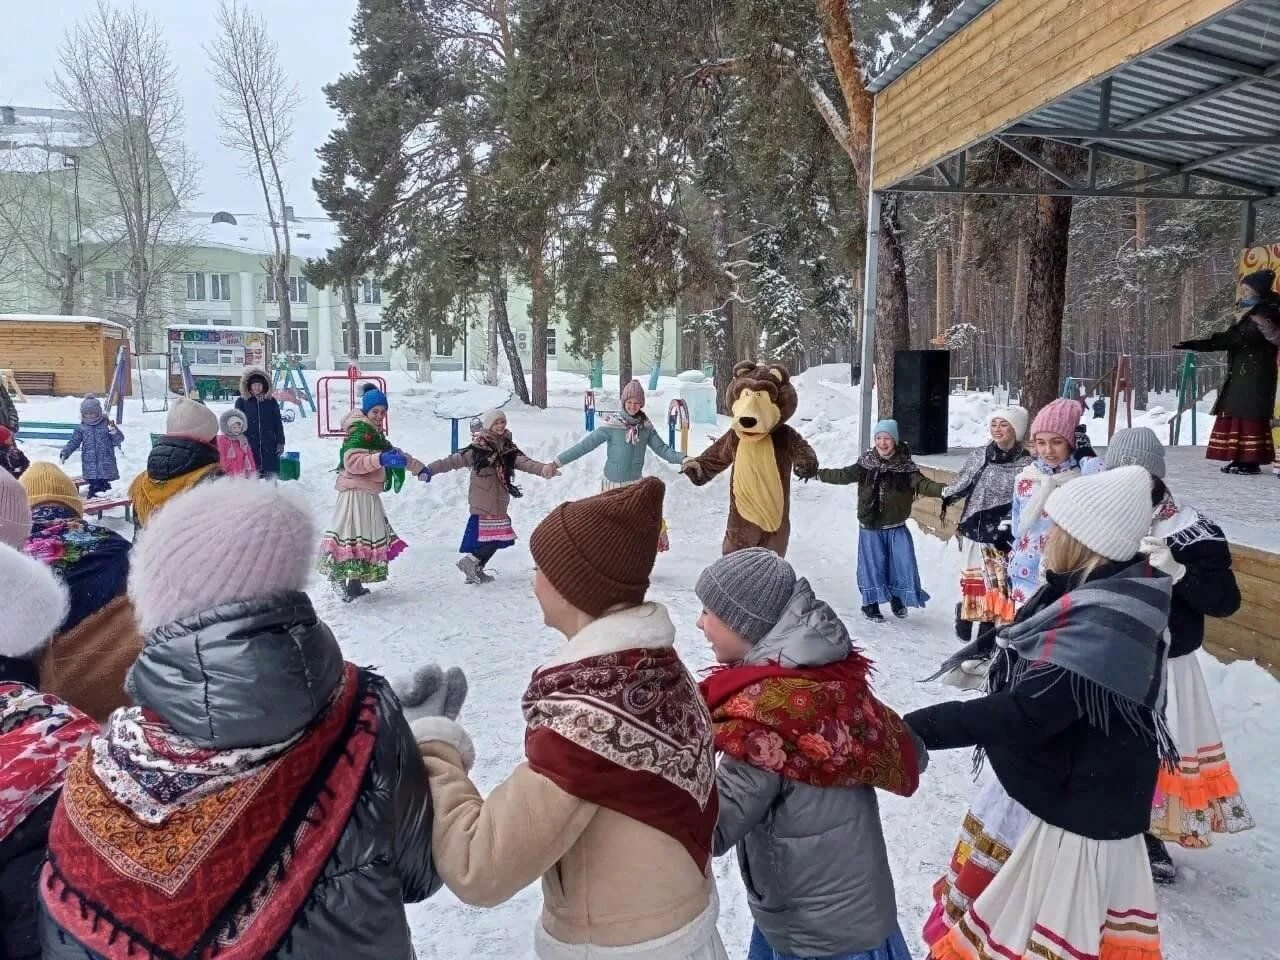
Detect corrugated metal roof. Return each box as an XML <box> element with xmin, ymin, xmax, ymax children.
<box><xmin>867</xmin><ymin>0</ymin><xmax>997</xmax><ymax>93</ymax></box>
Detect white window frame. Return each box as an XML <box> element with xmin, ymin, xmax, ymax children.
<box><xmin>267</xmin><ymin>319</ymin><xmax>310</xmax><ymax>355</ymax></box>
<box><xmin>363</xmin><ymin>321</ymin><xmax>383</xmax><ymax>356</ymax></box>
<box><xmin>434</xmin><ymin>331</ymin><xmax>454</xmax><ymax>357</ymax></box>
<box><xmin>288</xmin><ymin>276</ymin><xmax>307</xmax><ymax>304</ymax></box>
<box><xmin>186</xmin><ymin>272</ymin><xmax>206</xmax><ymax>301</ymax></box>
<box><xmin>105</xmin><ymin>269</ymin><xmax>126</xmax><ymax>300</ymax></box>
<box><xmin>517</xmin><ymin>331</ymin><xmax>529</xmax><ymax>353</ymax></box>
<box><xmin>210</xmin><ymin>273</ymin><xmax>232</xmax><ymax>301</ymax></box>
<box><xmin>546</xmin><ymin>327</ymin><xmax>557</xmax><ymax>357</ymax></box>
<box><xmin>360</xmin><ymin>277</ymin><xmax>381</xmax><ymax>305</ymax></box>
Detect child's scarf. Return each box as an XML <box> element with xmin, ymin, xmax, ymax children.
<box><xmin>608</xmin><ymin>409</ymin><xmax>647</xmax><ymax>445</ymax></box>
<box><xmin>339</xmin><ymin>419</ymin><xmax>404</xmax><ymax>492</ymax></box>
<box><xmin>467</xmin><ymin>430</ymin><xmax>524</xmax><ymax>498</ymax></box>
<box><xmin>857</xmin><ymin>443</ymin><xmax>922</xmax><ymax>514</ymax></box>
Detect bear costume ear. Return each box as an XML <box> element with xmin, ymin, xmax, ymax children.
<box><xmin>732</xmin><ymin>360</ymin><xmax>759</xmax><ymax>379</ymax></box>
<box><xmin>766</xmin><ymin>364</ymin><xmax>789</xmax><ymax>385</ymax></box>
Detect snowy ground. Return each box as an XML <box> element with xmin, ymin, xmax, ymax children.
<box><xmin>15</xmin><ymin>366</ymin><xmax>1278</xmax><ymax>959</ymax></box>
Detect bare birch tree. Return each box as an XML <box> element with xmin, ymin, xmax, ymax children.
<box><xmin>207</xmin><ymin>0</ymin><xmax>301</xmax><ymax>358</ymax></box>
<box><xmin>54</xmin><ymin>0</ymin><xmax>198</xmax><ymax>353</ymax></box>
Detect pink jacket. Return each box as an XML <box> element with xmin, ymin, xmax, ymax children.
<box><xmin>216</xmin><ymin>435</ymin><xmax>258</xmax><ymax>479</ymax></box>
<box><xmin>335</xmin><ymin>413</ymin><xmax>423</xmax><ymax>494</ymax></box>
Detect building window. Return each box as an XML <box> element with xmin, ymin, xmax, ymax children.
<box><xmin>105</xmin><ymin>270</ymin><xmax>127</xmax><ymax>300</ymax></box>
<box><xmin>341</xmin><ymin>325</ymin><xmax>352</xmax><ymax>357</ymax></box>
<box><xmin>360</xmin><ymin>277</ymin><xmax>381</xmax><ymax>305</ymax></box>
<box><xmin>434</xmin><ymin>331</ymin><xmax>454</xmax><ymax>357</ymax></box>
<box><xmin>364</xmin><ymin>322</ymin><xmax>383</xmax><ymax>356</ymax></box>
<box><xmin>264</xmin><ymin>276</ymin><xmax>307</xmax><ymax>303</ymax></box>
<box><xmin>546</xmin><ymin>327</ymin><xmax>557</xmax><ymax>357</ymax></box>
<box><xmin>267</xmin><ymin>320</ymin><xmax>310</xmax><ymax>355</ymax></box>
<box><xmin>186</xmin><ymin>273</ymin><xmax>206</xmax><ymax>301</ymax></box>
<box><xmin>210</xmin><ymin>273</ymin><xmax>232</xmax><ymax>301</ymax></box>
<box><xmin>517</xmin><ymin>331</ymin><xmax>528</xmax><ymax>353</ymax></box>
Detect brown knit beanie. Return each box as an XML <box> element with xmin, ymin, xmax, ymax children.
<box><xmin>530</xmin><ymin>476</ymin><xmax>665</xmax><ymax>617</ymax></box>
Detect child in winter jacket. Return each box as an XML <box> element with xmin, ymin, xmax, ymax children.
<box><xmin>60</xmin><ymin>396</ymin><xmax>124</xmax><ymax>498</ymax></box>
<box><xmin>818</xmin><ymin>419</ymin><xmax>946</xmax><ymax>622</ymax></box>
<box><xmin>39</xmin><ymin>479</ymin><xmax>442</xmax><ymax>960</ymax></box>
<box><xmin>128</xmin><ymin>398</ymin><xmax>225</xmax><ymax>527</ymax></box>
<box><xmin>422</xmin><ymin>409</ymin><xmax>555</xmax><ymax>584</ymax></box>
<box><xmin>0</xmin><ymin>544</ymin><xmax>98</xmax><ymax>960</ymax></box>
<box><xmin>695</xmin><ymin>548</ymin><xmax>924</xmax><ymax>960</ymax></box>
<box><xmin>409</xmin><ymin>478</ymin><xmax>726</xmax><ymax>960</ymax></box>
<box><xmin>216</xmin><ymin>408</ymin><xmax>258</xmax><ymax>479</ymax></box>
<box><xmin>0</xmin><ymin>424</ymin><xmax>30</xmax><ymax>479</ymax></box>
<box><xmin>234</xmin><ymin>366</ymin><xmax>286</xmax><ymax>477</ymax></box>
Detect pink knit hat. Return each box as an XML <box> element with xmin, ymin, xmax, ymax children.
<box><xmin>129</xmin><ymin>478</ymin><xmax>317</xmax><ymax>631</ymax></box>
<box><xmin>0</xmin><ymin>468</ymin><xmax>32</xmax><ymax>549</ymax></box>
<box><xmin>1030</xmin><ymin>398</ymin><xmax>1083</xmax><ymax>444</ymax></box>
<box><xmin>621</xmin><ymin>379</ymin><xmax>645</xmax><ymax>407</ymax></box>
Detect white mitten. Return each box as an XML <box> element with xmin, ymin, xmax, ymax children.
<box><xmin>1140</xmin><ymin>536</ymin><xmax>1186</xmax><ymax>584</ymax></box>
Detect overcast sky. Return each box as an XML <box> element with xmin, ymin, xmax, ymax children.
<box><xmin>2</xmin><ymin>0</ymin><xmax>359</xmax><ymax>216</ymax></box>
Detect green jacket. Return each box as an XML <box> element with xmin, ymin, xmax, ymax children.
<box><xmin>818</xmin><ymin>454</ymin><xmax>945</xmax><ymax>529</ymax></box>
<box><xmin>555</xmin><ymin>416</ymin><xmax>684</xmax><ymax>483</ymax></box>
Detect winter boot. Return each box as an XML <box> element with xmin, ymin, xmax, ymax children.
<box><xmin>343</xmin><ymin>579</ymin><xmax>369</xmax><ymax>603</ymax></box>
<box><xmin>1222</xmin><ymin>461</ymin><xmax>1261</xmax><ymax>475</ymax></box>
<box><xmin>955</xmin><ymin>603</ymin><xmax>973</xmax><ymax>643</ymax></box>
<box><xmin>1144</xmin><ymin>833</ymin><xmax>1177</xmax><ymax>885</ymax></box>
<box><xmin>890</xmin><ymin>597</ymin><xmax>908</xmax><ymax>619</ymax></box>
<box><xmin>475</xmin><ymin>564</ymin><xmax>496</xmax><ymax>584</ymax></box>
<box><xmin>861</xmin><ymin>603</ymin><xmax>886</xmax><ymax>623</ymax></box>
<box><xmin>457</xmin><ymin>556</ymin><xmax>483</xmax><ymax>585</ymax></box>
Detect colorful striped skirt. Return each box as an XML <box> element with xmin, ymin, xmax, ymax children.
<box><xmin>925</xmin><ymin>780</ymin><xmax>1162</xmax><ymax>960</ymax></box>
<box><xmin>957</xmin><ymin>540</ymin><xmax>1016</xmax><ymax>625</ymax></box>
<box><xmin>1150</xmin><ymin>653</ymin><xmax>1254</xmax><ymax>848</ymax></box>
<box><xmin>459</xmin><ymin>513</ymin><xmax>516</xmax><ymax>553</ymax></box>
<box><xmin>1206</xmin><ymin>415</ymin><xmax>1275</xmax><ymax>464</ymax></box>
<box><xmin>319</xmin><ymin>489</ymin><xmax>407</xmax><ymax>584</ymax></box>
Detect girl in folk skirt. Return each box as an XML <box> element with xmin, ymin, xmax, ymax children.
<box><xmin>319</xmin><ymin>387</ymin><xmax>424</xmax><ymax>602</ymax></box>
<box><xmin>818</xmin><ymin>420</ymin><xmax>946</xmax><ymax>623</ymax></box>
<box><xmin>553</xmin><ymin>379</ymin><xmax>686</xmax><ymax>550</ymax></box>
<box><xmin>421</xmin><ymin>410</ymin><xmax>554</xmax><ymax>584</ymax></box>
<box><xmin>1102</xmin><ymin>428</ymin><xmax>1253</xmax><ymax>883</ymax></box>
<box><xmin>941</xmin><ymin>407</ymin><xmax>1032</xmax><ymax>643</ymax></box>
<box><xmin>907</xmin><ymin>467</ymin><xmax>1175</xmax><ymax>960</ymax></box>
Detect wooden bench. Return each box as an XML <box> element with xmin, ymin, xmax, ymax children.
<box><xmin>14</xmin><ymin>371</ymin><xmax>55</xmax><ymax>396</ymax></box>
<box><xmin>17</xmin><ymin>421</ymin><xmax>77</xmax><ymax>443</ymax></box>
<box><xmin>82</xmin><ymin>495</ymin><xmax>132</xmax><ymax>524</ymax></box>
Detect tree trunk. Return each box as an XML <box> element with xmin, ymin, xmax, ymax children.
<box><xmin>712</xmin><ymin>203</ymin><xmax>737</xmax><ymax>415</ymax></box>
<box><xmin>935</xmin><ymin>246</ymin><xmax>950</xmax><ymax>341</ymax></box>
<box><xmin>276</xmin><ymin>261</ymin><xmax>293</xmax><ymax>357</ymax></box>
<box><xmin>1012</xmin><ymin>231</ymin><xmax>1029</xmax><ymax>391</ymax></box>
<box><xmin>950</xmin><ymin>197</ymin><xmax>973</xmax><ymax>333</ymax></box>
<box><xmin>58</xmin><ymin>255</ymin><xmax>78</xmax><ymax>315</ymax></box>
<box><xmin>342</xmin><ymin>282</ymin><xmax>359</xmax><ymax>361</ymax></box>
<box><xmin>489</xmin><ymin>270</ymin><xmax>529</xmax><ymax>403</ymax></box>
<box><xmin>486</xmin><ymin>292</ymin><xmax>500</xmax><ymax>385</ymax></box>
<box><xmin>875</xmin><ymin>196</ymin><xmax>910</xmax><ymax>418</ymax></box>
<box><xmin>1021</xmin><ymin>193</ymin><xmax>1075</xmax><ymax>416</ymax></box>
<box><xmin>1132</xmin><ymin>194</ymin><xmax>1150</xmax><ymax>410</ymax></box>
<box><xmin>617</xmin><ymin>311</ymin><xmax>634</xmax><ymax>394</ymax></box>
<box><xmin>417</xmin><ymin>327</ymin><xmax>432</xmax><ymax>383</ymax></box>
<box><xmin>528</xmin><ymin>239</ymin><xmax>549</xmax><ymax>408</ymax></box>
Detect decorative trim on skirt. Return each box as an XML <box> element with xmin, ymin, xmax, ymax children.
<box><xmin>1206</xmin><ymin>415</ymin><xmax>1275</xmax><ymax>464</ymax></box>
<box><xmin>319</xmin><ymin>489</ymin><xmax>407</xmax><ymax>584</ymax></box>
<box><xmin>925</xmin><ymin>780</ymin><xmax>1162</xmax><ymax>960</ymax></box>
<box><xmin>1150</xmin><ymin>652</ymin><xmax>1254</xmax><ymax>847</ymax></box>
<box><xmin>602</xmin><ymin>476</ymin><xmax>670</xmax><ymax>551</ymax></box>
<box><xmin>958</xmin><ymin>539</ymin><xmax>1016</xmax><ymax>624</ymax></box>
<box><xmin>857</xmin><ymin>525</ymin><xmax>929</xmax><ymax>607</ymax></box>
<box><xmin>460</xmin><ymin>513</ymin><xmax>516</xmax><ymax>553</ymax></box>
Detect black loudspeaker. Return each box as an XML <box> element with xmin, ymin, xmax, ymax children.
<box><xmin>892</xmin><ymin>350</ymin><xmax>950</xmax><ymax>455</ymax></box>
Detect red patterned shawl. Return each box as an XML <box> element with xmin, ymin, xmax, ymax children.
<box><xmin>699</xmin><ymin>658</ymin><xmax>921</xmax><ymax>796</ymax></box>
<box><xmin>523</xmin><ymin>647</ymin><xmax>718</xmax><ymax>870</ymax></box>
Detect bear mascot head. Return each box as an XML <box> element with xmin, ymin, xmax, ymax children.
<box><xmin>726</xmin><ymin>361</ymin><xmax>799</xmax><ymax>438</ymax></box>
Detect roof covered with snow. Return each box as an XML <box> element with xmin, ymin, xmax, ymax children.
<box><xmin>0</xmin><ymin>313</ymin><xmax>127</xmax><ymax>330</ymax></box>
<box><xmin>868</xmin><ymin>0</ymin><xmax>996</xmax><ymax>93</ymax></box>
<box><xmin>184</xmin><ymin>211</ymin><xmax>342</xmax><ymax>260</ymax></box>
<box><xmin>0</xmin><ymin>106</ymin><xmax>97</xmax><ymax>152</ymax></box>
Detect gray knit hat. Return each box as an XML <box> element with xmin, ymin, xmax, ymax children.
<box><xmin>1104</xmin><ymin>427</ymin><xmax>1166</xmax><ymax>478</ymax></box>
<box><xmin>695</xmin><ymin>548</ymin><xmax>797</xmax><ymax>643</ymax></box>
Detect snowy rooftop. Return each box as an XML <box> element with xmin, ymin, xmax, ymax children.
<box><xmin>0</xmin><ymin>313</ymin><xmax>127</xmax><ymax>331</ymax></box>
<box><xmin>185</xmin><ymin>211</ymin><xmax>342</xmax><ymax>260</ymax></box>
<box><xmin>0</xmin><ymin>106</ymin><xmax>97</xmax><ymax>151</ymax></box>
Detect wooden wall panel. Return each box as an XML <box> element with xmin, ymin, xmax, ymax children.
<box><xmin>872</xmin><ymin>0</ymin><xmax>1239</xmax><ymax>191</ymax></box>
<box><xmin>0</xmin><ymin>323</ymin><xmax>111</xmax><ymax>396</ymax></box>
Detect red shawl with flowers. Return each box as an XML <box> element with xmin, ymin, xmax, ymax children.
<box><xmin>523</xmin><ymin>647</ymin><xmax>718</xmax><ymax>870</ymax></box>
<box><xmin>699</xmin><ymin>657</ymin><xmax>921</xmax><ymax>796</ymax></box>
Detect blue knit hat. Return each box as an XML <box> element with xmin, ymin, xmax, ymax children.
<box><xmin>361</xmin><ymin>387</ymin><xmax>389</xmax><ymax>414</ymax></box>
<box><xmin>873</xmin><ymin>419</ymin><xmax>900</xmax><ymax>442</ymax></box>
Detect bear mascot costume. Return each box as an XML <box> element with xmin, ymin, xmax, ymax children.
<box><xmin>682</xmin><ymin>361</ymin><xmax>818</xmax><ymax>556</ymax></box>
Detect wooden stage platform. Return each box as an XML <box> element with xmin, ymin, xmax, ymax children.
<box><xmin>915</xmin><ymin>447</ymin><xmax>1280</xmax><ymax>678</ymax></box>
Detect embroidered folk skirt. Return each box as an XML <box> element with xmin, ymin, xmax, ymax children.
<box><xmin>459</xmin><ymin>513</ymin><xmax>516</xmax><ymax>553</ymax></box>
<box><xmin>319</xmin><ymin>489</ymin><xmax>407</xmax><ymax>584</ymax></box>
<box><xmin>1206</xmin><ymin>415</ymin><xmax>1275</xmax><ymax>464</ymax></box>
<box><xmin>856</xmin><ymin>525</ymin><xmax>929</xmax><ymax>608</ymax></box>
<box><xmin>957</xmin><ymin>540</ymin><xmax>1016</xmax><ymax>625</ymax></box>
<box><xmin>602</xmin><ymin>477</ymin><xmax>670</xmax><ymax>551</ymax></box>
<box><xmin>925</xmin><ymin>781</ymin><xmax>1162</xmax><ymax>960</ymax></box>
<box><xmin>1150</xmin><ymin>653</ymin><xmax>1254</xmax><ymax>848</ymax></box>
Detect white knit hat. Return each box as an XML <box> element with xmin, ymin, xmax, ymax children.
<box><xmin>0</xmin><ymin>542</ymin><xmax>70</xmax><ymax>658</ymax></box>
<box><xmin>1044</xmin><ymin>465</ymin><xmax>1154</xmax><ymax>561</ymax></box>
<box><xmin>991</xmin><ymin>406</ymin><xmax>1030</xmax><ymax>442</ymax></box>
<box><xmin>480</xmin><ymin>409</ymin><xmax>507</xmax><ymax>431</ymax></box>
<box><xmin>166</xmin><ymin>397</ymin><xmax>219</xmax><ymax>443</ymax></box>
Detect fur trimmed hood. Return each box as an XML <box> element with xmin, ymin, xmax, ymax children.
<box><xmin>238</xmin><ymin>366</ymin><xmax>273</xmax><ymax>400</ymax></box>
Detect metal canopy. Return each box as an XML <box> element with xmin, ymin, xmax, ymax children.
<box><xmin>874</xmin><ymin>0</ymin><xmax>1280</xmax><ymax>203</ymax></box>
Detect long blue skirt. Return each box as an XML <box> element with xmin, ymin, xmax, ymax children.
<box><xmin>856</xmin><ymin>525</ymin><xmax>929</xmax><ymax>608</ymax></box>
<box><xmin>747</xmin><ymin>925</ymin><xmax>914</xmax><ymax>960</ymax></box>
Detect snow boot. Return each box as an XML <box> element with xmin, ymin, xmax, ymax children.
<box><xmin>1144</xmin><ymin>833</ymin><xmax>1177</xmax><ymax>885</ymax></box>
<box><xmin>342</xmin><ymin>579</ymin><xmax>369</xmax><ymax>603</ymax></box>
<box><xmin>1221</xmin><ymin>461</ymin><xmax>1261</xmax><ymax>475</ymax></box>
<box><xmin>475</xmin><ymin>565</ymin><xmax>495</xmax><ymax>584</ymax></box>
<box><xmin>890</xmin><ymin>597</ymin><xmax>908</xmax><ymax>619</ymax></box>
<box><xmin>955</xmin><ymin>603</ymin><xmax>973</xmax><ymax>643</ymax></box>
<box><xmin>861</xmin><ymin>603</ymin><xmax>886</xmax><ymax>623</ymax></box>
<box><xmin>457</xmin><ymin>556</ymin><xmax>483</xmax><ymax>585</ymax></box>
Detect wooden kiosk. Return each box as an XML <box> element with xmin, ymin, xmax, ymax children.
<box><xmin>0</xmin><ymin>314</ymin><xmax>131</xmax><ymax>397</ymax></box>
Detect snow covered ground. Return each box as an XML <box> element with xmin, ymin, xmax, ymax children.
<box><xmin>14</xmin><ymin>366</ymin><xmax>1278</xmax><ymax>959</ymax></box>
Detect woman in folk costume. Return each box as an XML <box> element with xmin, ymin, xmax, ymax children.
<box><xmin>906</xmin><ymin>466</ymin><xmax>1175</xmax><ymax>960</ymax></box>
<box><xmin>553</xmin><ymin>378</ymin><xmax>686</xmax><ymax>550</ymax></box>
<box><xmin>319</xmin><ymin>386</ymin><xmax>424</xmax><ymax>602</ymax></box>
<box><xmin>1006</xmin><ymin>398</ymin><xmax>1095</xmax><ymax>609</ymax></box>
<box><xmin>1175</xmin><ymin>268</ymin><xmax>1280</xmax><ymax>474</ymax></box>
<box><xmin>216</xmin><ymin>408</ymin><xmax>258</xmax><ymax>479</ymax></box>
<box><xmin>406</xmin><ymin>478</ymin><xmax>726</xmax><ymax>960</ymax></box>
<box><xmin>817</xmin><ymin>419</ymin><xmax>947</xmax><ymax>623</ymax></box>
<box><xmin>695</xmin><ymin>549</ymin><xmax>925</xmax><ymax>960</ymax></box>
<box><xmin>39</xmin><ymin>480</ymin><xmax>442</xmax><ymax>960</ymax></box>
<box><xmin>422</xmin><ymin>409</ymin><xmax>554</xmax><ymax>584</ymax></box>
<box><xmin>941</xmin><ymin>407</ymin><xmax>1032</xmax><ymax>643</ymax></box>
<box><xmin>128</xmin><ymin>398</ymin><xmax>225</xmax><ymax>527</ymax></box>
<box><xmin>1102</xmin><ymin>428</ymin><xmax>1252</xmax><ymax>883</ymax></box>
<box><xmin>0</xmin><ymin>545</ymin><xmax>98</xmax><ymax>960</ymax></box>
<box><xmin>20</xmin><ymin>461</ymin><xmax>142</xmax><ymax>722</ymax></box>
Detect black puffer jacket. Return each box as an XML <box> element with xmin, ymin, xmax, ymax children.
<box><xmin>40</xmin><ymin>593</ymin><xmax>440</xmax><ymax>960</ymax></box>
<box><xmin>235</xmin><ymin>367</ymin><xmax>286</xmax><ymax>477</ymax></box>
<box><xmin>146</xmin><ymin>436</ymin><xmax>221</xmax><ymax>482</ymax></box>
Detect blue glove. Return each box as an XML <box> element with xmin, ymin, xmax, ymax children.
<box><xmin>417</xmin><ymin>467</ymin><xmax>432</xmax><ymax>482</ymax></box>
<box><xmin>379</xmin><ymin>450</ymin><xmax>408</xmax><ymax>469</ymax></box>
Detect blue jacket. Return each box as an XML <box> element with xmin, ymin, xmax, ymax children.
<box><xmin>61</xmin><ymin>420</ymin><xmax>123</xmax><ymax>481</ymax></box>
<box><xmin>555</xmin><ymin>414</ymin><xmax>684</xmax><ymax>483</ymax></box>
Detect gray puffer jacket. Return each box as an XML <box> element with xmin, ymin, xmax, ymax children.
<box><xmin>39</xmin><ymin>592</ymin><xmax>440</xmax><ymax>960</ymax></box>
<box><xmin>712</xmin><ymin>580</ymin><xmax>928</xmax><ymax>957</ymax></box>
